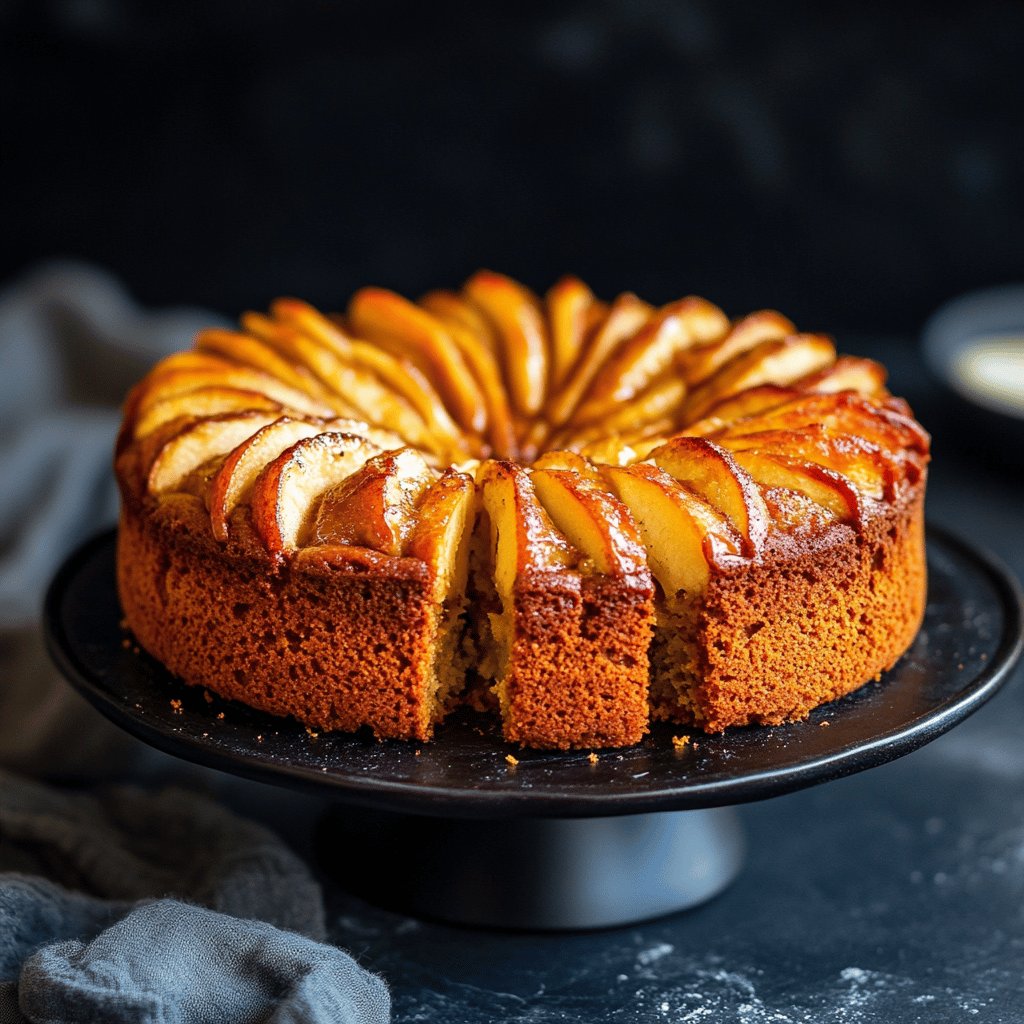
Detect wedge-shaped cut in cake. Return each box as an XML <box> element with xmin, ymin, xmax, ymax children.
<box><xmin>478</xmin><ymin>460</ymin><xmax>653</xmax><ymax>749</ymax></box>
<box><xmin>249</xmin><ymin>432</ymin><xmax>382</xmax><ymax>556</ymax></box>
<box><xmin>313</xmin><ymin>448</ymin><xmax>436</xmax><ymax>556</ymax></box>
<box><xmin>650</xmin><ymin>436</ymin><xmax>769</xmax><ymax>556</ymax></box>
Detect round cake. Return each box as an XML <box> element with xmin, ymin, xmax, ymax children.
<box><xmin>115</xmin><ymin>271</ymin><xmax>929</xmax><ymax>750</ymax></box>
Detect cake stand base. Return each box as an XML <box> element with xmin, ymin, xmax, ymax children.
<box><xmin>317</xmin><ymin>806</ymin><xmax>746</xmax><ymax>930</ymax></box>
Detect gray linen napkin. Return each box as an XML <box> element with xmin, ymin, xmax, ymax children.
<box><xmin>0</xmin><ymin>263</ymin><xmax>391</xmax><ymax>1023</ymax></box>
<box><xmin>0</xmin><ymin>772</ymin><xmax>390</xmax><ymax>1023</ymax></box>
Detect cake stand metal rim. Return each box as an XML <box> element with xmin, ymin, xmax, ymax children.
<box><xmin>43</xmin><ymin>524</ymin><xmax>1024</xmax><ymax>819</ymax></box>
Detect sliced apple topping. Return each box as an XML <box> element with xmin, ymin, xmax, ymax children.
<box><xmin>681</xmin><ymin>384</ymin><xmax>801</xmax><ymax>435</ymax></box>
<box><xmin>718</xmin><ymin>428</ymin><xmax>889</xmax><ymax>501</ymax></box>
<box><xmin>603</xmin><ymin>463</ymin><xmax>743</xmax><ymax>597</ymax></box>
<box><xmin>264</xmin><ymin>300</ymin><xmax>472</xmax><ymax>457</ymax></box>
<box><xmin>530</xmin><ymin>449</ymin><xmax>604</xmax><ymax>483</ymax></box>
<box><xmin>463</xmin><ymin>271</ymin><xmax>550</xmax><ymax>418</ymax></box>
<box><xmin>546</xmin><ymin>292</ymin><xmax>654</xmax><ymax>429</ymax></box>
<box><xmin>731</xmin><ymin>450</ymin><xmax>862</xmax><ymax>523</ymax></box>
<box><xmin>679</xmin><ymin>309</ymin><xmax>796</xmax><ymax>387</ymax></box>
<box><xmin>554</xmin><ymin>376</ymin><xmax>687</xmax><ymax>448</ymax></box>
<box><xmin>249</xmin><ymin>432</ymin><xmax>382</xmax><ymax>556</ymax></box>
<box><xmin>407</xmin><ymin>469</ymin><xmax>477</xmax><ymax>599</ymax></box>
<box><xmin>478</xmin><ymin>460</ymin><xmax>579</xmax><ymax>600</ymax></box>
<box><xmin>131</xmin><ymin>365</ymin><xmax>336</xmax><ymax>429</ymax></box>
<box><xmin>346</xmin><ymin>288</ymin><xmax>488</xmax><ymax>434</ymax></box>
<box><xmin>147</xmin><ymin>411</ymin><xmax>281</xmax><ymax>496</ymax></box>
<box><xmin>572</xmin><ymin>298</ymin><xmax>729</xmax><ymax>424</ymax></box>
<box><xmin>796</xmin><ymin>355</ymin><xmax>888</xmax><ymax>397</ymax></box>
<box><xmin>546</xmin><ymin>275</ymin><xmax>600</xmax><ymax>391</ymax></box>
<box><xmin>206</xmin><ymin>416</ymin><xmax>396</xmax><ymax>541</ymax></box>
<box><xmin>195</xmin><ymin>328</ymin><xmax>332</xmax><ymax>398</ymax></box>
<box><xmin>531</xmin><ymin>468</ymin><xmax>649</xmax><ymax>577</ymax></box>
<box><xmin>683</xmin><ymin>334</ymin><xmax>837</xmax><ymax>423</ymax></box>
<box><xmin>132</xmin><ymin>387</ymin><xmax>285</xmax><ymax>441</ymax></box>
<box><xmin>650</xmin><ymin>436</ymin><xmax>769</xmax><ymax>556</ymax></box>
<box><xmin>312</xmin><ymin>447</ymin><xmax>436</xmax><ymax>556</ymax></box>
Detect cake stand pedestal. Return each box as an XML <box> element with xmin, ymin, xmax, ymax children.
<box><xmin>44</xmin><ymin>527</ymin><xmax>1023</xmax><ymax>930</ymax></box>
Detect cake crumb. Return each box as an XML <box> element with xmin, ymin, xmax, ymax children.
<box><xmin>203</xmin><ymin>690</ymin><xmax>214</xmax><ymax>704</ymax></box>
<box><xmin>121</xmin><ymin>638</ymin><xmax>131</xmax><ymax>650</ymax></box>
<box><xmin>169</xmin><ymin>699</ymin><xmax>182</xmax><ymax>714</ymax></box>
<box><xmin>671</xmin><ymin>734</ymin><xmax>691</xmax><ymax>751</ymax></box>
<box><xmin>820</xmin><ymin>720</ymin><xmax>831</xmax><ymax>728</ymax></box>
<box><xmin>216</xmin><ymin>712</ymin><xmax>225</xmax><ymax>720</ymax></box>
<box><xmin>305</xmin><ymin>726</ymin><xmax>319</xmax><ymax>739</ymax></box>
<box><xmin>415</xmin><ymin>749</ymin><xmax>421</xmax><ymax>757</ymax></box>
<box><xmin>505</xmin><ymin>754</ymin><xmax>519</xmax><ymax>767</ymax></box>
<box><xmin>256</xmin><ymin>734</ymin><xmax>264</xmax><ymax>743</ymax></box>
<box><xmin>588</xmin><ymin>752</ymin><xmax>599</xmax><ymax>765</ymax></box>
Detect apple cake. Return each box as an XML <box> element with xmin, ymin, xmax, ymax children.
<box><xmin>115</xmin><ymin>271</ymin><xmax>929</xmax><ymax>750</ymax></box>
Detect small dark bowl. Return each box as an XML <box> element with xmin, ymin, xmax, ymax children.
<box><xmin>922</xmin><ymin>284</ymin><xmax>1024</xmax><ymax>467</ymax></box>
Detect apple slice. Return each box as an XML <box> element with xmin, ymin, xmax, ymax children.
<box><xmin>146</xmin><ymin>411</ymin><xmax>281</xmax><ymax>495</ymax></box>
<box><xmin>418</xmin><ymin>289</ymin><xmax>500</xmax><ymax>353</ymax></box>
<box><xmin>545</xmin><ymin>292</ymin><xmax>654</xmax><ymax>428</ymax></box>
<box><xmin>546</xmin><ymin>275</ymin><xmax>599</xmax><ymax>391</ymax></box>
<box><xmin>718</xmin><ymin>427</ymin><xmax>889</xmax><ymax>500</ymax></box>
<box><xmin>560</xmin><ymin>376</ymin><xmax>687</xmax><ymax>441</ymax></box>
<box><xmin>683</xmin><ymin>334</ymin><xmax>837</xmax><ymax>422</ymax></box>
<box><xmin>530</xmin><ymin>449</ymin><xmax>603</xmax><ymax>482</ymax></box>
<box><xmin>603</xmin><ymin>463</ymin><xmax>743</xmax><ymax>597</ymax></box>
<box><xmin>681</xmin><ymin>384</ymin><xmax>801</xmax><ymax>435</ymax></box>
<box><xmin>263</xmin><ymin>300</ymin><xmax>472</xmax><ymax>455</ymax></box>
<box><xmin>250</xmin><ymin>432</ymin><xmax>381</xmax><ymax>557</ymax></box>
<box><xmin>478</xmin><ymin>460</ymin><xmax>579</xmax><ymax>600</ymax></box>
<box><xmin>651</xmin><ymin>436</ymin><xmax>769</xmax><ymax>555</ymax></box>
<box><xmin>573</xmin><ymin>298</ymin><xmax>729</xmax><ymax>423</ymax></box>
<box><xmin>244</xmin><ymin>315</ymin><xmax>447</xmax><ymax>455</ymax></box>
<box><xmin>679</xmin><ymin>309</ymin><xmax>796</xmax><ymax>386</ymax></box>
<box><xmin>731</xmin><ymin>449</ymin><xmax>862</xmax><ymax>523</ymax></box>
<box><xmin>716</xmin><ymin>392</ymin><xmax>929</xmax><ymax>458</ymax></box>
<box><xmin>312</xmin><ymin>447</ymin><xmax>436</xmax><ymax>556</ymax></box>
<box><xmin>463</xmin><ymin>270</ymin><xmax>550</xmax><ymax>417</ymax></box>
<box><xmin>531</xmin><ymin>468</ymin><xmax>649</xmax><ymax>577</ymax></box>
<box><xmin>132</xmin><ymin>365</ymin><xmax>336</xmax><ymax>424</ymax></box>
<box><xmin>132</xmin><ymin>387</ymin><xmax>286</xmax><ymax>441</ymax></box>
<box><xmin>796</xmin><ymin>355</ymin><xmax>888</xmax><ymax>397</ymax></box>
<box><xmin>406</xmin><ymin>469</ymin><xmax>477</xmax><ymax>599</ymax></box>
<box><xmin>206</xmin><ymin>416</ymin><xmax>400</xmax><ymax>541</ymax></box>
<box><xmin>195</xmin><ymin>328</ymin><xmax>331</xmax><ymax>397</ymax></box>
<box><xmin>346</xmin><ymin>288</ymin><xmax>488</xmax><ymax>434</ymax></box>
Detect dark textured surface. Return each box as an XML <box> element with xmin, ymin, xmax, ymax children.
<box><xmin>3</xmin><ymin>2</ymin><xmax>1023</xmax><ymax>334</ymax></box>
<box><xmin>44</xmin><ymin>526</ymin><xmax>1022</xmax><ymax>819</ymax></box>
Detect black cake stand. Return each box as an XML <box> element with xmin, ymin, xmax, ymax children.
<box><xmin>44</xmin><ymin>526</ymin><xmax>1023</xmax><ymax>929</ymax></box>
